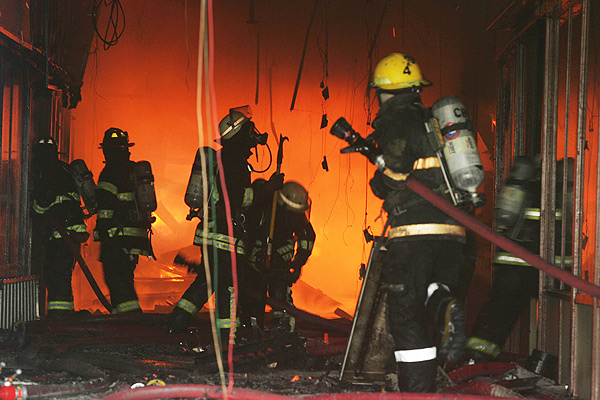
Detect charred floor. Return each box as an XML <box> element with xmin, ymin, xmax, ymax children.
<box><xmin>0</xmin><ymin>310</ymin><xmax>579</xmax><ymax>400</ymax></box>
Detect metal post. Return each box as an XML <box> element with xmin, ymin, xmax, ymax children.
<box><xmin>20</xmin><ymin>72</ymin><xmax>32</xmax><ymax>274</ymax></box>
<box><xmin>592</xmin><ymin>94</ymin><xmax>600</xmax><ymax>400</ymax></box>
<box><xmin>538</xmin><ymin>8</ymin><xmax>560</xmax><ymax>352</ymax></box>
<box><xmin>4</xmin><ymin>74</ymin><xmax>15</xmax><ymax>266</ymax></box>
<box><xmin>571</xmin><ymin>0</ymin><xmax>590</xmax><ymax>395</ymax></box>
<box><xmin>558</xmin><ymin>6</ymin><xmax>573</xmax><ymax>384</ymax></box>
<box><xmin>0</xmin><ymin>54</ymin><xmax>4</xmax><ymax>267</ymax></box>
<box><xmin>514</xmin><ymin>42</ymin><xmax>525</xmax><ymax>157</ymax></box>
<box><xmin>495</xmin><ymin>59</ymin><xmax>508</xmax><ymax>204</ymax></box>
<box><xmin>592</xmin><ymin>67</ymin><xmax>600</xmax><ymax>400</ymax></box>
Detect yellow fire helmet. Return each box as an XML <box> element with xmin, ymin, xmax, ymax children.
<box><xmin>371</xmin><ymin>53</ymin><xmax>432</xmax><ymax>91</ymax></box>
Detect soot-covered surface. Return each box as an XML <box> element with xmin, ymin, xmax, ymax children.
<box><xmin>0</xmin><ymin>312</ymin><xmax>577</xmax><ymax>399</ymax></box>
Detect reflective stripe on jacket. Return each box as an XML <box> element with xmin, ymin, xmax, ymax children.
<box><xmin>94</xmin><ymin>162</ymin><xmax>151</xmax><ymax>256</ymax></box>
<box><xmin>33</xmin><ymin>192</ymin><xmax>87</xmax><ymax>240</ymax></box>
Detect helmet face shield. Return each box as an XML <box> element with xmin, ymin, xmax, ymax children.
<box><xmin>250</xmin><ymin>128</ymin><xmax>268</xmax><ymax>146</ymax></box>
<box><xmin>218</xmin><ymin>105</ymin><xmax>268</xmax><ymax>146</ymax></box>
<box><xmin>218</xmin><ymin>106</ymin><xmax>252</xmax><ymax>141</ymax></box>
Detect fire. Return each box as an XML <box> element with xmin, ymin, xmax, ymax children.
<box><xmin>290</xmin><ymin>375</ymin><xmax>300</xmax><ymax>382</ymax></box>
<box><xmin>68</xmin><ymin>1</ymin><xmax>425</xmax><ymax>319</ymax></box>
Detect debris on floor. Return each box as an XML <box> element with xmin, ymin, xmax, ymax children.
<box><xmin>0</xmin><ymin>312</ymin><xmax>579</xmax><ymax>399</ymax></box>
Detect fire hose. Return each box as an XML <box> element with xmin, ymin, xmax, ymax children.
<box><xmin>46</xmin><ymin>218</ymin><xmax>113</xmax><ymax>313</ymax></box>
<box><xmin>100</xmin><ymin>384</ymin><xmax>524</xmax><ymax>400</ymax></box>
<box><xmin>404</xmin><ymin>176</ymin><xmax>600</xmax><ymax>298</ymax></box>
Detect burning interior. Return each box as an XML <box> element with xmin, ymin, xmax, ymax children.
<box><xmin>1</xmin><ymin>0</ymin><xmax>600</xmax><ymax>399</ymax></box>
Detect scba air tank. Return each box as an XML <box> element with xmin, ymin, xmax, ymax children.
<box><xmin>494</xmin><ymin>156</ymin><xmax>535</xmax><ymax>231</ymax></box>
<box><xmin>431</xmin><ymin>96</ymin><xmax>484</xmax><ymax>202</ymax></box>
<box><xmin>185</xmin><ymin>147</ymin><xmax>217</xmax><ymax>220</ymax></box>
<box><xmin>69</xmin><ymin>159</ymin><xmax>97</xmax><ymax>215</ymax></box>
<box><xmin>132</xmin><ymin>161</ymin><xmax>157</xmax><ymax>219</ymax></box>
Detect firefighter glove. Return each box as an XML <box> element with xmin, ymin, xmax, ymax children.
<box><xmin>369</xmin><ymin>170</ymin><xmax>388</xmax><ymax>199</ymax></box>
<box><xmin>287</xmin><ymin>264</ymin><xmax>302</xmax><ymax>285</ymax></box>
<box><xmin>268</xmin><ymin>172</ymin><xmax>285</xmax><ymax>192</ymax></box>
<box><xmin>70</xmin><ymin>231</ymin><xmax>90</xmax><ymax>244</ymax></box>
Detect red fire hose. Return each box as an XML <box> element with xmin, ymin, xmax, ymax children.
<box><xmin>100</xmin><ymin>385</ymin><xmax>524</xmax><ymax>400</ymax></box>
<box><xmin>445</xmin><ymin>362</ymin><xmax>519</xmax><ymax>384</ymax></box>
<box><xmin>102</xmin><ymin>384</ymin><xmax>292</xmax><ymax>400</ymax></box>
<box><xmin>405</xmin><ymin>176</ymin><xmax>600</xmax><ymax>299</ymax></box>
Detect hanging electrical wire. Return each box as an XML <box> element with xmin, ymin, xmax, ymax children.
<box><xmin>246</xmin><ymin>0</ymin><xmax>260</xmax><ymax>105</ymax></box>
<box><xmin>207</xmin><ymin>0</ymin><xmax>240</xmax><ymax>394</ymax></box>
<box><xmin>92</xmin><ymin>0</ymin><xmax>125</xmax><ymax>50</ymax></box>
<box><xmin>362</xmin><ymin>0</ymin><xmax>388</xmax><ymax>126</ymax></box>
<box><xmin>317</xmin><ymin>0</ymin><xmax>330</xmax><ymax>130</ymax></box>
<box><xmin>196</xmin><ymin>0</ymin><xmax>228</xmax><ymax>395</ymax></box>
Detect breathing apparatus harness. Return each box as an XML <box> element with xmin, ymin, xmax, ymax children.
<box><xmin>185</xmin><ymin>122</ymin><xmax>273</xmax><ymax>222</ymax></box>
<box><xmin>330</xmin><ymin>95</ymin><xmax>485</xmax><ymax>211</ymax></box>
<box><xmin>99</xmin><ymin>128</ymin><xmax>157</xmax><ymax>259</ymax></box>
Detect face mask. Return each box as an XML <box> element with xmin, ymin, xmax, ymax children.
<box><xmin>250</xmin><ymin>129</ymin><xmax>268</xmax><ymax>146</ymax></box>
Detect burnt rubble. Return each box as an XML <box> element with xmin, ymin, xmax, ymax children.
<box><xmin>0</xmin><ymin>312</ymin><xmax>576</xmax><ymax>399</ymax></box>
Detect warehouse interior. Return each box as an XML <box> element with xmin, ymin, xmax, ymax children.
<box><xmin>1</xmin><ymin>0</ymin><xmax>600</xmax><ymax>399</ymax></box>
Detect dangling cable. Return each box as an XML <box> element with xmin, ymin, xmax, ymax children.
<box><xmin>92</xmin><ymin>0</ymin><xmax>125</xmax><ymax>50</ymax></box>
<box><xmin>290</xmin><ymin>0</ymin><xmax>319</xmax><ymax>111</ymax></box>
<box><xmin>197</xmin><ymin>0</ymin><xmax>227</xmax><ymax>394</ymax></box>
<box><xmin>363</xmin><ymin>0</ymin><xmax>388</xmax><ymax>125</ymax></box>
<box><xmin>249</xmin><ymin>142</ymin><xmax>273</xmax><ymax>173</ymax></box>
<box><xmin>208</xmin><ymin>0</ymin><xmax>238</xmax><ymax>393</ymax></box>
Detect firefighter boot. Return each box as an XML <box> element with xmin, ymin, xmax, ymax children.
<box><xmin>166</xmin><ymin>306</ymin><xmax>192</xmax><ymax>334</ymax></box>
<box><xmin>426</xmin><ymin>283</ymin><xmax>466</xmax><ymax>365</ymax></box>
<box><xmin>396</xmin><ymin>359</ymin><xmax>437</xmax><ymax>392</ymax></box>
<box><xmin>463</xmin><ymin>337</ymin><xmax>501</xmax><ymax>364</ymax></box>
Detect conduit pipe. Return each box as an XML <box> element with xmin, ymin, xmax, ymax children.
<box><xmin>405</xmin><ymin>176</ymin><xmax>600</xmax><ymax>298</ymax></box>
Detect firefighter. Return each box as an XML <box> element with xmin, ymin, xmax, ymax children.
<box><xmin>94</xmin><ymin>128</ymin><xmax>155</xmax><ymax>314</ymax></box>
<box><xmin>465</xmin><ymin>157</ymin><xmax>573</xmax><ymax>363</ymax></box>
<box><xmin>32</xmin><ymin>137</ymin><xmax>89</xmax><ymax>317</ymax></box>
<box><xmin>167</xmin><ymin>107</ymin><xmax>283</xmax><ymax>336</ymax></box>
<box><xmin>367</xmin><ymin>53</ymin><xmax>467</xmax><ymax>392</ymax></box>
<box><xmin>245</xmin><ymin>180</ymin><xmax>315</xmax><ymax>333</ymax></box>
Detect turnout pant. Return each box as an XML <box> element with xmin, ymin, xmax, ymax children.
<box><xmin>469</xmin><ymin>263</ymin><xmax>539</xmax><ymax>351</ymax></box>
<box><xmin>179</xmin><ymin>245</ymin><xmax>238</xmax><ymax>329</ymax></box>
<box><xmin>44</xmin><ymin>239</ymin><xmax>77</xmax><ymax>313</ymax></box>
<box><xmin>100</xmin><ymin>246</ymin><xmax>141</xmax><ymax>313</ymax></box>
<box><xmin>383</xmin><ymin>239</ymin><xmax>464</xmax><ymax>392</ymax></box>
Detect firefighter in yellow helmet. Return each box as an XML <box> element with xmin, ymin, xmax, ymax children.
<box><xmin>367</xmin><ymin>53</ymin><xmax>467</xmax><ymax>392</ymax></box>
<box><xmin>32</xmin><ymin>137</ymin><xmax>89</xmax><ymax>317</ymax></box>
